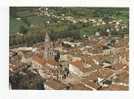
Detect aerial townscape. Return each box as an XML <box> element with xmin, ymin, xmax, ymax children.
<box><xmin>9</xmin><ymin>7</ymin><xmax>129</xmax><ymax>90</ymax></box>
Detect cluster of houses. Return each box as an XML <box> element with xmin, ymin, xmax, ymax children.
<box><xmin>33</xmin><ymin>8</ymin><xmax>128</xmax><ymax>33</ymax></box>
<box><xmin>9</xmin><ymin>31</ymin><xmax>128</xmax><ymax>90</ymax></box>
<box><xmin>28</xmin><ymin>31</ymin><xmax>128</xmax><ymax>90</ymax></box>
<box><xmin>9</xmin><ymin>7</ymin><xmax>129</xmax><ymax>90</ymax></box>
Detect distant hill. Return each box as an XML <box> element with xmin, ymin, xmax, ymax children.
<box><xmin>9</xmin><ymin>7</ymin><xmax>129</xmax><ymax>48</ymax></box>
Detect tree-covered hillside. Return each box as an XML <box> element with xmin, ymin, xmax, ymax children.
<box><xmin>10</xmin><ymin>7</ymin><xmax>129</xmax><ymax>48</ymax></box>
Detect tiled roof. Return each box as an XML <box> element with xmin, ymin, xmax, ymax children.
<box><xmin>111</xmin><ymin>64</ymin><xmax>127</xmax><ymax>70</ymax></box>
<box><xmin>103</xmin><ymin>84</ymin><xmax>128</xmax><ymax>90</ymax></box>
<box><xmin>32</xmin><ymin>54</ymin><xmax>57</xmax><ymax>66</ymax></box>
<box><xmin>46</xmin><ymin>59</ymin><xmax>57</xmax><ymax>66</ymax></box>
<box><xmin>81</xmin><ymin>56</ymin><xmax>96</xmax><ymax>65</ymax></box>
<box><xmin>71</xmin><ymin>60</ymin><xmax>83</xmax><ymax>69</ymax></box>
<box><xmin>32</xmin><ymin>54</ymin><xmax>45</xmax><ymax>65</ymax></box>
<box><xmin>116</xmin><ymin>70</ymin><xmax>129</xmax><ymax>84</ymax></box>
<box><xmin>84</xmin><ymin>71</ymin><xmax>98</xmax><ymax>81</ymax></box>
<box><xmin>70</xmin><ymin>60</ymin><xmax>90</xmax><ymax>73</ymax></box>
<box><xmin>97</xmin><ymin>68</ymin><xmax>114</xmax><ymax>78</ymax></box>
<box><xmin>81</xmin><ymin>80</ymin><xmax>99</xmax><ymax>90</ymax></box>
<box><xmin>45</xmin><ymin>79</ymin><xmax>67</xmax><ymax>90</ymax></box>
<box><xmin>70</xmin><ymin>83</ymin><xmax>92</xmax><ymax>90</ymax></box>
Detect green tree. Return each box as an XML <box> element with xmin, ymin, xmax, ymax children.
<box><xmin>19</xmin><ymin>26</ymin><xmax>28</xmax><ymax>34</ymax></box>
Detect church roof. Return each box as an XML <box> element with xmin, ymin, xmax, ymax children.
<box><xmin>32</xmin><ymin>54</ymin><xmax>58</xmax><ymax>66</ymax></box>
<box><xmin>46</xmin><ymin>59</ymin><xmax>57</xmax><ymax>66</ymax></box>
<box><xmin>32</xmin><ymin>54</ymin><xmax>45</xmax><ymax>65</ymax></box>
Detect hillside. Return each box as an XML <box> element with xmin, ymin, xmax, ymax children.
<box><xmin>10</xmin><ymin>7</ymin><xmax>129</xmax><ymax>48</ymax></box>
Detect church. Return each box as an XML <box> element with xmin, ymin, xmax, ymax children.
<box><xmin>32</xmin><ymin>32</ymin><xmax>60</xmax><ymax>67</ymax></box>
<box><xmin>32</xmin><ymin>32</ymin><xmax>67</xmax><ymax>80</ymax></box>
<box><xmin>43</xmin><ymin>32</ymin><xmax>60</xmax><ymax>62</ymax></box>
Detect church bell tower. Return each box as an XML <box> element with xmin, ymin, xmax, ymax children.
<box><xmin>44</xmin><ymin>32</ymin><xmax>54</xmax><ymax>60</ymax></box>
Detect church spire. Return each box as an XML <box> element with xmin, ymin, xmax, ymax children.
<box><xmin>45</xmin><ymin>32</ymin><xmax>50</xmax><ymax>43</ymax></box>
<box><xmin>44</xmin><ymin>32</ymin><xmax>52</xmax><ymax>60</ymax></box>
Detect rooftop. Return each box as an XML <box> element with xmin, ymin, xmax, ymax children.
<box><xmin>45</xmin><ymin>79</ymin><xmax>67</xmax><ymax>90</ymax></box>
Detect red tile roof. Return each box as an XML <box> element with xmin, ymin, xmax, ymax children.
<box><xmin>85</xmin><ymin>71</ymin><xmax>98</xmax><ymax>81</ymax></box>
<box><xmin>116</xmin><ymin>70</ymin><xmax>129</xmax><ymax>83</ymax></box>
<box><xmin>111</xmin><ymin>64</ymin><xmax>127</xmax><ymax>70</ymax></box>
<box><xmin>70</xmin><ymin>59</ymin><xmax>98</xmax><ymax>73</ymax></box>
<box><xmin>45</xmin><ymin>79</ymin><xmax>67</xmax><ymax>90</ymax></box>
<box><xmin>81</xmin><ymin>80</ymin><xmax>99</xmax><ymax>90</ymax></box>
<box><xmin>70</xmin><ymin>60</ymin><xmax>89</xmax><ymax>73</ymax></box>
<box><xmin>97</xmin><ymin>68</ymin><xmax>114</xmax><ymax>78</ymax></box>
<box><xmin>32</xmin><ymin>54</ymin><xmax>45</xmax><ymax>65</ymax></box>
<box><xmin>46</xmin><ymin>59</ymin><xmax>57</xmax><ymax>66</ymax></box>
<box><xmin>32</xmin><ymin>54</ymin><xmax>57</xmax><ymax>66</ymax></box>
<box><xmin>102</xmin><ymin>84</ymin><xmax>128</xmax><ymax>91</ymax></box>
<box><xmin>70</xmin><ymin>83</ymin><xmax>92</xmax><ymax>90</ymax></box>
<box><xmin>71</xmin><ymin>60</ymin><xmax>83</xmax><ymax>69</ymax></box>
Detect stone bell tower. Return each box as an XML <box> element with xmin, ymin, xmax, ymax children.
<box><xmin>44</xmin><ymin>32</ymin><xmax>54</xmax><ymax>60</ymax></box>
